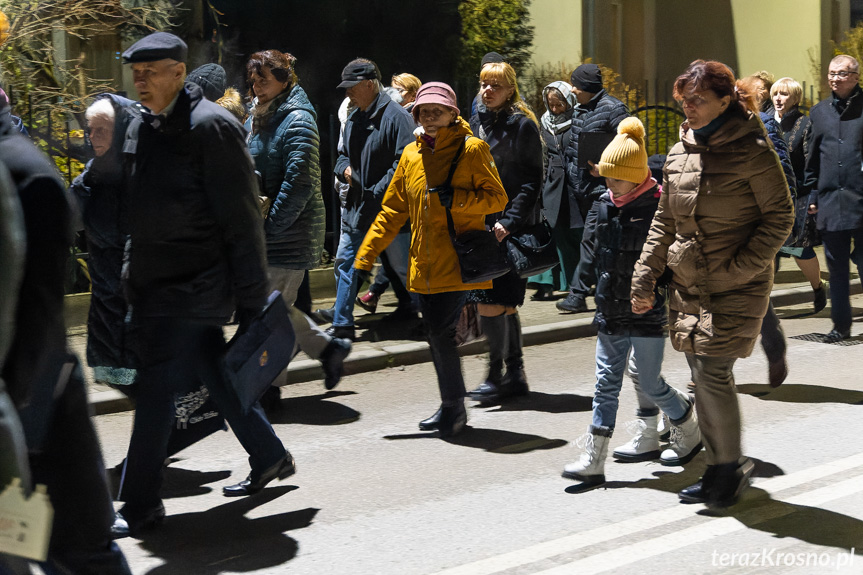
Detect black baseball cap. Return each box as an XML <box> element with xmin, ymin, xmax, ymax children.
<box><xmin>338</xmin><ymin>59</ymin><xmax>381</xmax><ymax>89</ymax></box>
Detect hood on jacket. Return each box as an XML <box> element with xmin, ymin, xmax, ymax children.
<box><xmin>415</xmin><ymin>116</ymin><xmax>472</xmax><ymax>152</ymax></box>
<box><xmin>541</xmin><ymin>81</ymin><xmax>577</xmax><ymax>135</ymax></box>
<box><xmin>251</xmin><ymin>84</ymin><xmax>316</xmax><ymax>133</ymax></box>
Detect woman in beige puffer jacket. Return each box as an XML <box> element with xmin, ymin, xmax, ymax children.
<box><xmin>631</xmin><ymin>60</ymin><xmax>793</xmax><ymax>508</ymax></box>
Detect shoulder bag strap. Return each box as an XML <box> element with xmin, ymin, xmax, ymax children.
<box><xmin>442</xmin><ymin>137</ymin><xmax>468</xmax><ymax>240</ymax></box>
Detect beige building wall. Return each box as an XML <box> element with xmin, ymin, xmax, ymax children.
<box><xmin>529</xmin><ymin>0</ymin><xmax>583</xmax><ymax>69</ymax></box>
<box><xmin>529</xmin><ymin>0</ymin><xmax>852</xmax><ymax>102</ymax></box>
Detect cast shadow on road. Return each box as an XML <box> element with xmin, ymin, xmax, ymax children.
<box><xmin>481</xmin><ymin>391</ymin><xmax>593</xmax><ymax>414</ymax></box>
<box><xmin>108</xmin><ymin>462</ymin><xmax>231</xmax><ymax>501</ymax></box>
<box><xmin>736</xmin><ymin>383</ymin><xmax>863</xmax><ymax>405</ymax></box>
<box><xmin>136</xmin><ymin>486</ymin><xmax>317</xmax><ymax>575</ymax></box>
<box><xmin>383</xmin><ymin>427</ymin><xmax>568</xmax><ymax>454</ymax></box>
<box><xmin>564</xmin><ymin>455</ymin><xmax>784</xmax><ymax>495</ymax></box>
<box><xmin>268</xmin><ymin>390</ymin><xmax>361</xmax><ymax>425</ymax></box>
<box><xmin>699</xmin><ymin>488</ymin><xmax>863</xmax><ymax>555</ymax></box>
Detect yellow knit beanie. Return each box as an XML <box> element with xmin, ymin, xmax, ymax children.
<box><xmin>598</xmin><ymin>117</ymin><xmax>649</xmax><ymax>184</ymax></box>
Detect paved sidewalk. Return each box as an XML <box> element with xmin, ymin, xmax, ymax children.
<box><xmin>75</xmin><ymin>254</ymin><xmax>857</xmax><ymax>415</ymax></box>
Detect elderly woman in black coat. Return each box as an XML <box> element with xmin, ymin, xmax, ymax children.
<box><xmin>72</xmin><ymin>95</ymin><xmax>139</xmax><ymax>389</ymax></box>
<box><xmin>467</xmin><ymin>62</ymin><xmax>543</xmax><ymax>405</ymax></box>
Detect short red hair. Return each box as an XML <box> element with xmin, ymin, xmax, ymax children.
<box><xmin>673</xmin><ymin>60</ymin><xmax>754</xmax><ymax>115</ymax></box>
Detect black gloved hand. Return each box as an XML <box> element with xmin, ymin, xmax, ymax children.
<box><xmin>235</xmin><ymin>307</ymin><xmax>261</xmax><ymax>336</ymax></box>
<box><xmin>430</xmin><ymin>184</ymin><xmax>454</xmax><ymax>209</ymax></box>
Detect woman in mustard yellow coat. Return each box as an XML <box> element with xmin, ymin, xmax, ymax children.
<box><xmin>356</xmin><ymin>82</ymin><xmax>507</xmax><ymax>437</ymax></box>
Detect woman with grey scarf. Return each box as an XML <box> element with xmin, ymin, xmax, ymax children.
<box><xmin>532</xmin><ymin>81</ymin><xmax>580</xmax><ymax>301</ymax></box>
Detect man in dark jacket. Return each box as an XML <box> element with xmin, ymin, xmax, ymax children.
<box><xmin>117</xmin><ymin>32</ymin><xmax>293</xmax><ymax>534</ymax></box>
<box><xmin>331</xmin><ymin>58</ymin><xmax>415</xmax><ymax>340</ymax></box>
<box><xmin>558</xmin><ymin>64</ymin><xmax>629</xmax><ymax>314</ymax></box>
<box><xmin>805</xmin><ymin>54</ymin><xmax>863</xmax><ymax>342</ymax></box>
<box><xmin>0</xmin><ymin>89</ymin><xmax>131</xmax><ymax>573</ymax></box>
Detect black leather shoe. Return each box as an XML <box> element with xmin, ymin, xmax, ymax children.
<box><xmin>813</xmin><ymin>281</ymin><xmax>827</xmax><ymax>314</ymax></box>
<box><xmin>824</xmin><ymin>327</ymin><xmax>851</xmax><ymax>343</ymax></box>
<box><xmin>116</xmin><ymin>502</ymin><xmax>165</xmax><ymax>538</ymax></box>
<box><xmin>325</xmin><ymin>325</ymin><xmax>355</xmax><ymax>341</ymax></box>
<box><xmin>679</xmin><ymin>466</ymin><xmax>718</xmax><ymax>504</ymax></box>
<box><xmin>419</xmin><ymin>407</ymin><xmax>443</xmax><ymax>431</ymax></box>
<box><xmin>467</xmin><ymin>381</ymin><xmax>501</xmax><ymax>402</ymax></box>
<box><xmin>437</xmin><ymin>403</ymin><xmax>467</xmax><ymax>438</ymax></box>
<box><xmin>312</xmin><ymin>306</ymin><xmax>335</xmax><ymax>324</ymax></box>
<box><xmin>321</xmin><ymin>337</ymin><xmax>352</xmax><ymax>390</ymax></box>
<box><xmin>223</xmin><ymin>453</ymin><xmax>296</xmax><ymax>497</ymax></box>
<box><xmin>556</xmin><ymin>293</ymin><xmax>588</xmax><ymax>313</ymax></box>
<box><xmin>530</xmin><ymin>285</ymin><xmax>556</xmax><ymax>301</ymax></box>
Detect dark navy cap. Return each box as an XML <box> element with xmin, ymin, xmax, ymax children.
<box><xmin>122</xmin><ymin>32</ymin><xmax>188</xmax><ymax>64</ymax></box>
<box><xmin>337</xmin><ymin>59</ymin><xmax>381</xmax><ymax>89</ymax></box>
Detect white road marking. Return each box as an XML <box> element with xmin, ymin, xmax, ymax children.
<box><xmin>431</xmin><ymin>452</ymin><xmax>863</xmax><ymax>575</ymax></box>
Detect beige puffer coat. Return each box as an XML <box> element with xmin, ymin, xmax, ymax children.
<box><xmin>631</xmin><ymin>110</ymin><xmax>793</xmax><ymax>358</ymax></box>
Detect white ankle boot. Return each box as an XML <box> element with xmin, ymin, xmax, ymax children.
<box><xmin>613</xmin><ymin>415</ymin><xmax>661</xmax><ymax>462</ymax></box>
<box><xmin>562</xmin><ymin>430</ymin><xmax>610</xmax><ymax>483</ymax></box>
<box><xmin>660</xmin><ymin>408</ymin><xmax>702</xmax><ymax>466</ymax></box>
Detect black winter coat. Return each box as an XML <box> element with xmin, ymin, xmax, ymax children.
<box><xmin>247</xmin><ymin>85</ymin><xmax>325</xmax><ymax>269</ymax></box>
<box><xmin>71</xmin><ymin>94</ymin><xmax>139</xmax><ymax>369</ymax></box>
<box><xmin>779</xmin><ymin>107</ymin><xmax>811</xmax><ymax>242</ymax></box>
<box><xmin>470</xmin><ymin>105</ymin><xmax>543</xmax><ymax>233</ymax></box>
<box><xmin>0</xmin><ymin>104</ymin><xmax>72</xmax><ymax>407</ymax></box>
<box><xmin>585</xmin><ymin>186</ymin><xmax>666</xmax><ymax>337</ymax></box>
<box><xmin>540</xmin><ymin>121</ymin><xmax>571</xmax><ymax>229</ymax></box>
<box><xmin>804</xmin><ymin>85</ymin><xmax>863</xmax><ymax>232</ymax></box>
<box><xmin>334</xmin><ymin>92</ymin><xmax>415</xmax><ymax>234</ymax></box>
<box><xmin>123</xmin><ymin>83</ymin><xmax>268</xmax><ymax>322</ymax></box>
<box><xmin>564</xmin><ymin>90</ymin><xmax>629</xmax><ymax>226</ymax></box>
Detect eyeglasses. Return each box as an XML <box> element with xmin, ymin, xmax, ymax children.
<box><xmin>417</xmin><ymin>107</ymin><xmax>449</xmax><ymax>119</ymax></box>
<box><xmin>828</xmin><ymin>71</ymin><xmax>858</xmax><ymax>79</ymax></box>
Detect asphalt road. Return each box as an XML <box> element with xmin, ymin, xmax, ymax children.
<box><xmin>97</xmin><ymin>297</ymin><xmax>863</xmax><ymax>575</ymax></box>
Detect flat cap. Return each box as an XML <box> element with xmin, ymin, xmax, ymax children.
<box><xmin>123</xmin><ymin>32</ymin><xmax>188</xmax><ymax>64</ymax></box>
<box><xmin>338</xmin><ymin>59</ymin><xmax>381</xmax><ymax>89</ymax></box>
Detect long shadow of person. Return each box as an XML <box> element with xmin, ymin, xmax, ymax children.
<box><xmin>736</xmin><ymin>383</ymin><xmax>863</xmax><ymax>404</ymax></box>
<box><xmin>701</xmin><ymin>488</ymin><xmax>863</xmax><ymax>555</ymax></box>
<box><xmin>566</xmin><ymin>455</ymin><xmax>784</xmax><ymax>495</ymax></box>
<box><xmin>384</xmin><ymin>427</ymin><xmax>567</xmax><ymax>454</ymax></box>
<box><xmin>267</xmin><ymin>390</ymin><xmax>361</xmax><ymax>425</ymax></box>
<box><xmin>482</xmin><ymin>391</ymin><xmax>593</xmax><ymax>414</ymax></box>
<box><xmin>137</xmin><ymin>486</ymin><xmax>317</xmax><ymax>574</ymax></box>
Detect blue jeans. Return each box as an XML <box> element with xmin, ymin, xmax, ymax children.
<box><xmin>333</xmin><ymin>228</ymin><xmax>367</xmax><ymax>327</ymax></box>
<box><xmin>821</xmin><ymin>228</ymin><xmax>863</xmax><ymax>332</ymax></box>
<box><xmin>592</xmin><ymin>332</ymin><xmax>686</xmax><ymax>429</ymax></box>
<box><xmin>417</xmin><ymin>292</ymin><xmax>467</xmax><ymax>403</ymax></box>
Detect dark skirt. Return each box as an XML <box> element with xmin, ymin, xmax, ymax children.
<box><xmin>467</xmin><ymin>269</ymin><xmax>527</xmax><ymax>308</ymax></box>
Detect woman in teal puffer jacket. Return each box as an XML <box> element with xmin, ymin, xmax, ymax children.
<box><xmin>246</xmin><ymin>50</ymin><xmax>351</xmax><ymax>391</ymax></box>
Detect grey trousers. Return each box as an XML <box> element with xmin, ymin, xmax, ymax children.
<box><xmin>267</xmin><ymin>267</ymin><xmax>331</xmax><ymax>360</ymax></box>
<box><xmin>686</xmin><ymin>354</ymin><xmax>741</xmax><ymax>465</ymax></box>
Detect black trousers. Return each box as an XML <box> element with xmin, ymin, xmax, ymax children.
<box><xmin>417</xmin><ymin>292</ymin><xmax>467</xmax><ymax>403</ymax></box>
<box><xmin>27</xmin><ymin>357</ymin><xmax>130</xmax><ymax>575</ymax></box>
<box><xmin>119</xmin><ymin>318</ymin><xmax>285</xmax><ymax>513</ymax></box>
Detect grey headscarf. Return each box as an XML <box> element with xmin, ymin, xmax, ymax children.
<box><xmin>540</xmin><ymin>81</ymin><xmax>577</xmax><ymax>135</ymax></box>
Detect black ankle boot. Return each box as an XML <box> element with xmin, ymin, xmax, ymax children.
<box><xmin>679</xmin><ymin>465</ymin><xmax>718</xmax><ymax>504</ymax></box>
<box><xmin>468</xmin><ymin>314</ymin><xmax>507</xmax><ymax>401</ymax></box>
<box><xmin>419</xmin><ymin>407</ymin><xmax>442</xmax><ymax>431</ymax></box>
<box><xmin>437</xmin><ymin>402</ymin><xmax>467</xmax><ymax>438</ymax></box>
<box><xmin>706</xmin><ymin>458</ymin><xmax>754</xmax><ymax>508</ymax></box>
<box><xmin>499</xmin><ymin>313</ymin><xmax>529</xmax><ymax>399</ymax></box>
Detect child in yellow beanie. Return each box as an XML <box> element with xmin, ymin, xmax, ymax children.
<box><xmin>562</xmin><ymin>117</ymin><xmax>701</xmax><ymax>485</ymax></box>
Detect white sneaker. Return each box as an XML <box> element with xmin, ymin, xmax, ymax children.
<box><xmin>613</xmin><ymin>416</ymin><xmax>661</xmax><ymax>462</ymax></box>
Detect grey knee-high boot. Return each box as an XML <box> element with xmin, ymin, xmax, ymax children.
<box><xmin>500</xmin><ymin>313</ymin><xmax>529</xmax><ymax>397</ymax></box>
<box><xmin>467</xmin><ymin>314</ymin><xmax>508</xmax><ymax>401</ymax></box>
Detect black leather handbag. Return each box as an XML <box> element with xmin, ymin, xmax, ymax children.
<box><xmin>440</xmin><ymin>138</ymin><xmax>511</xmax><ymax>284</ymax></box>
<box><xmin>504</xmin><ymin>218</ymin><xmax>559</xmax><ymax>278</ymax></box>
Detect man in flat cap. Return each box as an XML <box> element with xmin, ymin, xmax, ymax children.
<box><xmin>116</xmin><ymin>31</ymin><xmax>293</xmax><ymax>535</ymax></box>
<box><xmin>557</xmin><ymin>63</ymin><xmax>630</xmax><ymax>314</ymax></box>
<box><xmin>330</xmin><ymin>57</ymin><xmax>414</xmax><ymax>340</ymax></box>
